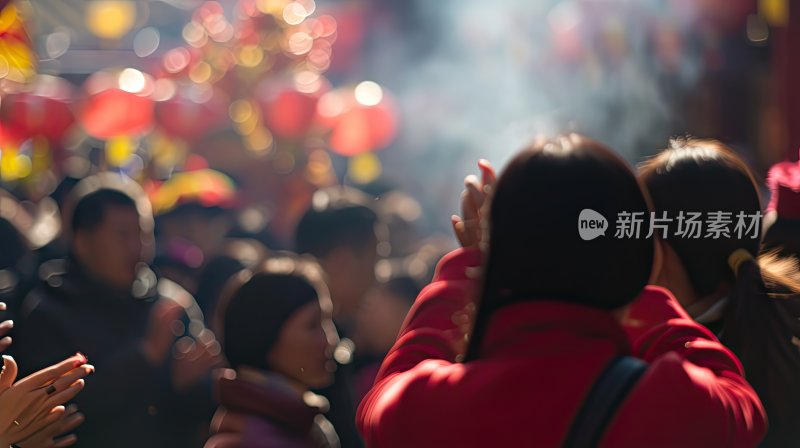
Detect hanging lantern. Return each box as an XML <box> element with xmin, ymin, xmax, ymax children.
<box><xmin>79</xmin><ymin>69</ymin><xmax>155</xmax><ymax>139</ymax></box>
<box><xmin>318</xmin><ymin>81</ymin><xmax>399</xmax><ymax>157</ymax></box>
<box><xmin>258</xmin><ymin>81</ymin><xmax>325</xmax><ymax>140</ymax></box>
<box><xmin>156</xmin><ymin>83</ymin><xmax>229</xmax><ymax>142</ymax></box>
<box><xmin>0</xmin><ymin>75</ymin><xmax>74</xmax><ymax>143</ymax></box>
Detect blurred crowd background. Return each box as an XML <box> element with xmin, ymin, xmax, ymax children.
<box><xmin>0</xmin><ymin>0</ymin><xmax>798</xmax><ymax>240</ymax></box>
<box><xmin>0</xmin><ymin>0</ymin><xmax>798</xmax><ymax>446</ymax></box>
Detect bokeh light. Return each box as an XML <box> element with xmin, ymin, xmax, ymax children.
<box><xmin>354</xmin><ymin>81</ymin><xmax>383</xmax><ymax>107</ymax></box>
<box><xmin>134</xmin><ymin>27</ymin><xmax>161</xmax><ymax>58</ymax></box>
<box><xmin>348</xmin><ymin>153</ymin><xmax>382</xmax><ymax>184</ymax></box>
<box><xmin>86</xmin><ymin>1</ymin><xmax>137</xmax><ymax>40</ymax></box>
<box><xmin>44</xmin><ymin>31</ymin><xmax>70</xmax><ymax>59</ymax></box>
<box><xmin>118</xmin><ymin>68</ymin><xmax>146</xmax><ymax>94</ymax></box>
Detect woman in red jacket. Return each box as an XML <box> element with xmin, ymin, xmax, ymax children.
<box><xmin>357</xmin><ymin>134</ymin><xmax>767</xmax><ymax>447</ymax></box>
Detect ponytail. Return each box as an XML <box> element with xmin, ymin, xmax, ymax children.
<box><xmin>758</xmin><ymin>250</ymin><xmax>800</xmax><ymax>296</ymax></box>
<box><xmin>728</xmin><ymin>248</ymin><xmax>800</xmax><ymax>299</ymax></box>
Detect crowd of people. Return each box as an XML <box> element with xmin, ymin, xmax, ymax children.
<box><xmin>0</xmin><ymin>133</ymin><xmax>799</xmax><ymax>447</ymax></box>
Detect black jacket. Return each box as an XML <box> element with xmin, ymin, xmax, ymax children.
<box><xmin>14</xmin><ymin>259</ymin><xmax>213</xmax><ymax>448</ymax></box>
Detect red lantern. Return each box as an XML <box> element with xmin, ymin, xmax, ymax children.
<box><xmin>259</xmin><ymin>82</ymin><xmax>324</xmax><ymax>140</ymax></box>
<box><xmin>0</xmin><ymin>122</ymin><xmax>24</xmax><ymax>146</ymax></box>
<box><xmin>0</xmin><ymin>75</ymin><xmax>74</xmax><ymax>143</ymax></box>
<box><xmin>79</xmin><ymin>69</ymin><xmax>155</xmax><ymax>138</ymax></box>
<box><xmin>319</xmin><ymin>84</ymin><xmax>399</xmax><ymax>157</ymax></box>
<box><xmin>156</xmin><ymin>83</ymin><xmax>229</xmax><ymax>142</ymax></box>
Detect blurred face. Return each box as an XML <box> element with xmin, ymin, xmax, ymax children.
<box><xmin>651</xmin><ymin>240</ymin><xmax>699</xmax><ymax>308</ymax></box>
<box><xmin>74</xmin><ymin>205</ymin><xmax>142</xmax><ymax>291</ymax></box>
<box><xmin>267</xmin><ymin>300</ymin><xmax>338</xmax><ymax>389</ymax></box>
<box><xmin>356</xmin><ymin>286</ymin><xmax>412</xmax><ymax>355</ymax></box>
<box><xmin>323</xmin><ymin>237</ymin><xmax>378</xmax><ymax>319</ymax></box>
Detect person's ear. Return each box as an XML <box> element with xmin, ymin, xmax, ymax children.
<box><xmin>648</xmin><ymin>238</ymin><xmax>664</xmax><ymax>285</ymax></box>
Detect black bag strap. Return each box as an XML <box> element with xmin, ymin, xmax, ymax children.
<box><xmin>563</xmin><ymin>356</ymin><xmax>647</xmax><ymax>448</ymax></box>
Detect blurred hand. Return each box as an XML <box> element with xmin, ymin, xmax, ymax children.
<box><xmin>171</xmin><ymin>331</ymin><xmax>223</xmax><ymax>392</ymax></box>
<box><xmin>13</xmin><ymin>404</ymin><xmax>84</xmax><ymax>448</ymax></box>
<box><xmin>452</xmin><ymin>159</ymin><xmax>497</xmax><ymax>249</ymax></box>
<box><xmin>141</xmin><ymin>300</ymin><xmax>183</xmax><ymax>366</ymax></box>
<box><xmin>0</xmin><ymin>354</ymin><xmax>93</xmax><ymax>447</ymax></box>
<box><xmin>0</xmin><ymin>302</ymin><xmax>12</xmax><ymax>353</ymax></box>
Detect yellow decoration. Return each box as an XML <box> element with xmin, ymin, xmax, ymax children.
<box><xmin>105</xmin><ymin>136</ymin><xmax>135</xmax><ymax>167</ymax></box>
<box><xmin>348</xmin><ymin>153</ymin><xmax>382</xmax><ymax>184</ymax></box>
<box><xmin>0</xmin><ymin>147</ymin><xmax>32</xmax><ymax>182</ymax></box>
<box><xmin>86</xmin><ymin>1</ymin><xmax>137</xmax><ymax>40</ymax></box>
<box><xmin>760</xmin><ymin>0</ymin><xmax>789</xmax><ymax>27</ymax></box>
<box><xmin>0</xmin><ymin>5</ymin><xmax>35</xmax><ymax>83</ymax></box>
<box><xmin>0</xmin><ymin>4</ymin><xmax>18</xmax><ymax>29</ymax></box>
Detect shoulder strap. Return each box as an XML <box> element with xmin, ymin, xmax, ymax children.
<box><xmin>563</xmin><ymin>356</ymin><xmax>647</xmax><ymax>448</ymax></box>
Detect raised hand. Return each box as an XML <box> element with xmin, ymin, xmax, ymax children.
<box><xmin>451</xmin><ymin>159</ymin><xmax>497</xmax><ymax>249</ymax></box>
<box><xmin>0</xmin><ymin>354</ymin><xmax>93</xmax><ymax>447</ymax></box>
<box><xmin>0</xmin><ymin>302</ymin><xmax>12</xmax><ymax>352</ymax></box>
<box><xmin>171</xmin><ymin>331</ymin><xmax>223</xmax><ymax>392</ymax></box>
<box><xmin>141</xmin><ymin>300</ymin><xmax>184</xmax><ymax>366</ymax></box>
<box><xmin>11</xmin><ymin>404</ymin><xmax>84</xmax><ymax>448</ymax></box>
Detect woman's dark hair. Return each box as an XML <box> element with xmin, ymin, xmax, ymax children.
<box><xmin>639</xmin><ymin>138</ymin><xmax>762</xmax><ymax>294</ymax></box>
<box><xmin>639</xmin><ymin>138</ymin><xmax>800</xmax><ymax>297</ymax></box>
<box><xmin>467</xmin><ymin>134</ymin><xmax>654</xmax><ymax>359</ymax></box>
<box><xmin>763</xmin><ymin>217</ymin><xmax>800</xmax><ymax>260</ymax></box>
<box><xmin>218</xmin><ymin>255</ymin><xmax>330</xmax><ymax>371</ymax></box>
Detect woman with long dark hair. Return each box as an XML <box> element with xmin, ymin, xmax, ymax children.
<box><xmin>206</xmin><ymin>255</ymin><xmax>341</xmax><ymax>448</ymax></box>
<box><xmin>357</xmin><ymin>134</ymin><xmax>766</xmax><ymax>447</ymax></box>
<box><xmin>639</xmin><ymin>138</ymin><xmax>800</xmax><ymax>447</ymax></box>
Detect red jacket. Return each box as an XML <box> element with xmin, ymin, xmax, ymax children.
<box><xmin>356</xmin><ymin>248</ymin><xmax>767</xmax><ymax>448</ymax></box>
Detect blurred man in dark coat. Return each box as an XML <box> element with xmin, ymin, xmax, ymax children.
<box><xmin>15</xmin><ymin>173</ymin><xmax>221</xmax><ymax>448</ymax></box>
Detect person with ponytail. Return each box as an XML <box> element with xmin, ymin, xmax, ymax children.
<box><xmin>639</xmin><ymin>137</ymin><xmax>800</xmax><ymax>447</ymax></box>
<box><xmin>357</xmin><ymin>134</ymin><xmax>766</xmax><ymax>448</ymax></box>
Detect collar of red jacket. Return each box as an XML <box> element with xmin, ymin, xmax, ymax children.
<box><xmin>478</xmin><ymin>299</ymin><xmax>633</xmax><ymax>358</ymax></box>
